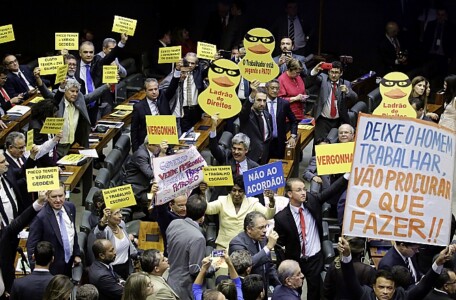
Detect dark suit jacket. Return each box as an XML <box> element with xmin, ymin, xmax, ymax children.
<box><xmin>0</xmin><ymin>89</ymin><xmax>14</xmax><ymax>112</ymax></box>
<box><xmin>147</xmin><ymin>40</ymin><xmax>173</xmax><ymax>80</ymax></box>
<box><xmin>302</xmin><ymin>156</ymin><xmax>331</xmax><ymax>191</ymax></box>
<box><xmin>378</xmin><ymin>246</ymin><xmax>423</xmax><ymax>287</ymax></box>
<box><xmin>423</xmin><ymin>20</ymin><xmax>455</xmax><ymax>58</ymax></box>
<box><xmin>123</xmin><ymin>144</ymin><xmax>154</xmax><ymax>204</ymax></box>
<box><xmin>274</xmin><ymin>176</ymin><xmax>348</xmax><ymax>263</ymax></box>
<box><xmin>271</xmin><ymin>97</ymin><xmax>298</xmax><ymax>159</ymax></box>
<box><xmin>229</xmin><ymin>231</ymin><xmax>280</xmax><ymax>290</ymax></box>
<box><xmin>88</xmin><ymin>260</ymin><xmax>123</xmax><ymax>300</ymax></box>
<box><xmin>26</xmin><ymin>202</ymin><xmax>81</xmax><ymax>276</ymax></box>
<box><xmin>423</xmin><ymin>289</ymin><xmax>453</xmax><ymax>300</ymax></box>
<box><xmin>4</xmin><ymin>66</ymin><xmax>37</xmax><ymax>98</ymax></box>
<box><xmin>271</xmin><ymin>285</ymin><xmax>300</xmax><ymax>300</ymax></box>
<box><xmin>151</xmin><ymin>204</ymin><xmax>184</xmax><ymax>255</ymax></box>
<box><xmin>131</xmin><ymin>75</ymin><xmax>180</xmax><ymax>152</ymax></box>
<box><xmin>5</xmin><ymin>153</ymin><xmax>37</xmax><ymax>206</ymax></box>
<box><xmin>270</xmin><ymin>14</ymin><xmax>308</xmax><ymax>54</ymax></box>
<box><xmin>239</xmin><ymin>99</ymin><xmax>273</xmax><ymax>164</ymax></box>
<box><xmin>10</xmin><ymin>270</ymin><xmax>54</xmax><ymax>300</ymax></box>
<box><xmin>342</xmin><ymin>257</ymin><xmax>439</xmax><ymax>300</ymax></box>
<box><xmin>1</xmin><ymin>167</ymin><xmax>26</xmax><ymax>220</ymax></box>
<box><xmin>29</xmin><ymin>118</ymin><xmax>56</xmax><ymax>167</ymax></box>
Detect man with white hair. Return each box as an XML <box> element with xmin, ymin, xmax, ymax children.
<box><xmin>272</xmin><ymin>260</ymin><xmax>304</xmax><ymax>299</ymax></box>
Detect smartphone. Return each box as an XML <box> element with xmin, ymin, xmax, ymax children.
<box><xmin>321</xmin><ymin>62</ymin><xmax>333</xmax><ymax>70</ymax></box>
<box><xmin>211</xmin><ymin>250</ymin><xmax>225</xmax><ymax>257</ymax></box>
<box><xmin>283</xmin><ymin>51</ymin><xmax>292</xmax><ymax>57</ymax></box>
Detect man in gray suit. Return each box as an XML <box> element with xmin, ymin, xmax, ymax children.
<box><xmin>166</xmin><ymin>194</ymin><xmax>208</xmax><ymax>300</ymax></box>
<box><xmin>229</xmin><ymin>211</ymin><xmax>281</xmax><ymax>294</ymax></box>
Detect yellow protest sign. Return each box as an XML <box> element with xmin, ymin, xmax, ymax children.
<box><xmin>40</xmin><ymin>118</ymin><xmax>64</xmax><ymax>134</ymax></box>
<box><xmin>373</xmin><ymin>72</ymin><xmax>416</xmax><ymax>118</ymax></box>
<box><xmin>114</xmin><ymin>104</ymin><xmax>133</xmax><ymax>111</ymax></box>
<box><xmin>239</xmin><ymin>28</ymin><xmax>279</xmax><ymax>82</ymax></box>
<box><xmin>26</xmin><ymin>129</ymin><xmax>33</xmax><ymax>151</ymax></box>
<box><xmin>0</xmin><ymin>24</ymin><xmax>15</xmax><ymax>44</ymax></box>
<box><xmin>102</xmin><ymin>184</ymin><xmax>137</xmax><ymax>209</ymax></box>
<box><xmin>55</xmin><ymin>64</ymin><xmax>69</xmax><ymax>85</ymax></box>
<box><xmin>198</xmin><ymin>59</ymin><xmax>242</xmax><ymax>119</ymax></box>
<box><xmin>103</xmin><ymin>65</ymin><xmax>118</xmax><ymax>84</ymax></box>
<box><xmin>197</xmin><ymin>42</ymin><xmax>217</xmax><ymax>60</ymax></box>
<box><xmin>146</xmin><ymin>115</ymin><xmax>178</xmax><ymax>144</ymax></box>
<box><xmin>315</xmin><ymin>142</ymin><xmax>355</xmax><ymax>175</ymax></box>
<box><xmin>55</xmin><ymin>33</ymin><xmax>79</xmax><ymax>50</ymax></box>
<box><xmin>38</xmin><ymin>55</ymin><xmax>64</xmax><ymax>75</ymax></box>
<box><xmin>203</xmin><ymin>166</ymin><xmax>233</xmax><ymax>186</ymax></box>
<box><xmin>158</xmin><ymin>46</ymin><xmax>182</xmax><ymax>63</ymax></box>
<box><xmin>112</xmin><ymin>15</ymin><xmax>137</xmax><ymax>36</ymax></box>
<box><xmin>26</xmin><ymin>167</ymin><xmax>60</xmax><ymax>192</ymax></box>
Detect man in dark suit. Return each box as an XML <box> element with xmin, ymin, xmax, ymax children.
<box><xmin>271</xmin><ymin>260</ymin><xmax>304</xmax><ymax>300</ymax></box>
<box><xmin>338</xmin><ymin>237</ymin><xmax>455</xmax><ymax>300</ymax></box>
<box><xmin>310</xmin><ymin>61</ymin><xmax>357</xmax><ymax>142</ymax></box>
<box><xmin>378</xmin><ymin>241</ymin><xmax>423</xmax><ymax>288</ymax></box>
<box><xmin>274</xmin><ymin>176</ymin><xmax>348</xmax><ymax>300</ymax></box>
<box><xmin>0</xmin><ymin>66</ymin><xmax>24</xmax><ymax>115</ymax></box>
<box><xmin>424</xmin><ymin>268</ymin><xmax>456</xmax><ymax>300</ymax></box>
<box><xmin>145</xmin><ymin>28</ymin><xmax>173</xmax><ymax>80</ymax></box>
<box><xmin>88</xmin><ymin>239</ymin><xmax>124</xmax><ymax>300</ymax></box>
<box><xmin>378</xmin><ymin>21</ymin><xmax>408</xmax><ymax>76</ymax></box>
<box><xmin>10</xmin><ymin>241</ymin><xmax>54</xmax><ymax>300</ymax></box>
<box><xmin>130</xmin><ymin>71</ymin><xmax>180</xmax><ymax>152</ymax></box>
<box><xmin>239</xmin><ymin>82</ymin><xmax>273</xmax><ymax>164</ymax></box>
<box><xmin>26</xmin><ymin>183</ymin><xmax>81</xmax><ymax>276</ymax></box>
<box><xmin>273</xmin><ymin>38</ymin><xmax>308</xmax><ymax>77</ymax></box>
<box><xmin>229</xmin><ymin>211</ymin><xmax>281</xmax><ymax>294</ymax></box>
<box><xmin>265</xmin><ymin>79</ymin><xmax>298</xmax><ymax>159</ymax></box>
<box><xmin>2</xmin><ymin>54</ymin><xmax>38</xmax><ymax>99</ymax></box>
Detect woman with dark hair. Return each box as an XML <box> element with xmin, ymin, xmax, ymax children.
<box><xmin>42</xmin><ymin>275</ymin><xmax>74</xmax><ymax>300</ymax></box>
<box><xmin>122</xmin><ymin>272</ymin><xmax>154</xmax><ymax>300</ymax></box>
<box><xmin>439</xmin><ymin>75</ymin><xmax>456</xmax><ymax>131</ymax></box>
<box><xmin>278</xmin><ymin>58</ymin><xmax>307</xmax><ymax>121</ymax></box>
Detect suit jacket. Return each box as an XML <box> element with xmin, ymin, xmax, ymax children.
<box><xmin>270</xmin><ymin>97</ymin><xmax>298</xmax><ymax>158</ymax></box>
<box><xmin>10</xmin><ymin>270</ymin><xmax>54</xmax><ymax>300</ymax></box>
<box><xmin>28</xmin><ymin>118</ymin><xmax>56</xmax><ymax>168</ymax></box>
<box><xmin>228</xmin><ymin>231</ymin><xmax>280</xmax><ymax>290</ymax></box>
<box><xmin>147</xmin><ymin>274</ymin><xmax>180</xmax><ymax>300</ymax></box>
<box><xmin>311</xmin><ymin>73</ymin><xmax>354</xmax><ymax>124</ymax></box>
<box><xmin>4</xmin><ymin>66</ymin><xmax>37</xmax><ymax>98</ymax></box>
<box><xmin>423</xmin><ymin>20</ymin><xmax>455</xmax><ymax>58</ymax></box>
<box><xmin>0</xmin><ymin>167</ymin><xmax>26</xmax><ymax>222</ymax></box>
<box><xmin>239</xmin><ymin>99</ymin><xmax>273</xmax><ymax>164</ymax></box>
<box><xmin>273</xmin><ymin>54</ymin><xmax>308</xmax><ymax>77</ymax></box>
<box><xmin>5</xmin><ymin>153</ymin><xmax>37</xmax><ymax>206</ymax></box>
<box><xmin>147</xmin><ymin>40</ymin><xmax>173</xmax><ymax>80</ymax></box>
<box><xmin>123</xmin><ymin>144</ymin><xmax>154</xmax><ymax>202</ymax></box>
<box><xmin>341</xmin><ymin>257</ymin><xmax>438</xmax><ymax>300</ymax></box>
<box><xmin>378</xmin><ymin>34</ymin><xmax>407</xmax><ymax>76</ymax></box>
<box><xmin>26</xmin><ymin>202</ymin><xmax>81</xmax><ymax>276</ymax></box>
<box><xmin>378</xmin><ymin>246</ymin><xmax>423</xmax><ymax>287</ymax></box>
<box><xmin>131</xmin><ymin>75</ymin><xmax>180</xmax><ymax>152</ymax></box>
<box><xmin>271</xmin><ymin>285</ymin><xmax>300</xmax><ymax>300</ymax></box>
<box><xmin>88</xmin><ymin>260</ymin><xmax>123</xmax><ymax>300</ymax></box>
<box><xmin>302</xmin><ymin>156</ymin><xmax>331</xmax><ymax>191</ymax></box>
<box><xmin>423</xmin><ymin>289</ymin><xmax>453</xmax><ymax>300</ymax></box>
<box><xmin>166</xmin><ymin>218</ymin><xmax>207</xmax><ymax>300</ymax></box>
<box><xmin>270</xmin><ymin>15</ymin><xmax>307</xmax><ymax>53</ymax></box>
<box><xmin>274</xmin><ymin>176</ymin><xmax>348</xmax><ymax>262</ymax></box>
<box><xmin>151</xmin><ymin>203</ymin><xmax>184</xmax><ymax>255</ymax></box>
<box><xmin>0</xmin><ymin>88</ymin><xmax>14</xmax><ymax>113</ymax></box>
<box><xmin>206</xmin><ymin>195</ymin><xmax>275</xmax><ymax>249</ymax></box>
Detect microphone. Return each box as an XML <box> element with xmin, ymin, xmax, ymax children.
<box><xmin>17</xmin><ymin>247</ymin><xmax>29</xmax><ymax>267</ymax></box>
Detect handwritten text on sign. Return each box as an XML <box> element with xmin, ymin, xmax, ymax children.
<box><xmin>38</xmin><ymin>56</ymin><xmax>64</xmax><ymax>75</ymax></box>
<box><xmin>26</xmin><ymin>167</ymin><xmax>60</xmax><ymax>192</ymax></box>
<box><xmin>112</xmin><ymin>15</ymin><xmax>137</xmax><ymax>36</ymax></box>
<box><xmin>203</xmin><ymin>166</ymin><xmax>233</xmax><ymax>186</ymax></box>
<box><xmin>55</xmin><ymin>33</ymin><xmax>79</xmax><ymax>50</ymax></box>
<box><xmin>158</xmin><ymin>46</ymin><xmax>182</xmax><ymax>64</ymax></box>
<box><xmin>243</xmin><ymin>161</ymin><xmax>285</xmax><ymax>197</ymax></box>
<box><xmin>0</xmin><ymin>24</ymin><xmax>15</xmax><ymax>44</ymax></box>
<box><xmin>342</xmin><ymin>114</ymin><xmax>455</xmax><ymax>246</ymax></box>
<box><xmin>102</xmin><ymin>184</ymin><xmax>137</xmax><ymax>210</ymax></box>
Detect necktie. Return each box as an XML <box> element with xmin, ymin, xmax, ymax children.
<box><xmin>260</xmin><ymin>113</ymin><xmax>267</xmax><ymax>141</ymax></box>
<box><xmin>186</xmin><ymin>73</ymin><xmax>193</xmax><ymax>107</ymax></box>
<box><xmin>17</xmin><ymin>158</ymin><xmax>23</xmax><ymax>167</ymax></box>
<box><xmin>269</xmin><ymin>101</ymin><xmax>278</xmax><ymax>138</ymax></box>
<box><xmin>1</xmin><ymin>176</ymin><xmax>18</xmax><ymax>220</ymax></box>
<box><xmin>57</xmin><ymin>210</ymin><xmax>71</xmax><ymax>263</ymax></box>
<box><xmin>299</xmin><ymin>207</ymin><xmax>306</xmax><ymax>257</ymax></box>
<box><xmin>108</xmin><ymin>265</ymin><xmax>117</xmax><ymax>279</ymax></box>
<box><xmin>235</xmin><ymin>162</ymin><xmax>240</xmax><ymax>175</ymax></box>
<box><xmin>330</xmin><ymin>82</ymin><xmax>337</xmax><ymax>118</ymax></box>
<box><xmin>289</xmin><ymin>17</ymin><xmax>295</xmax><ymax>42</ymax></box>
<box><xmin>0</xmin><ymin>88</ymin><xmax>10</xmax><ymax>101</ymax></box>
<box><xmin>67</xmin><ymin>103</ymin><xmax>75</xmax><ymax>144</ymax></box>
<box><xmin>85</xmin><ymin>65</ymin><xmax>94</xmax><ymax>93</ymax></box>
<box><xmin>434</xmin><ymin>23</ymin><xmax>443</xmax><ymax>51</ymax></box>
<box><xmin>404</xmin><ymin>257</ymin><xmax>417</xmax><ymax>282</ymax></box>
<box><xmin>392</xmin><ymin>38</ymin><xmax>400</xmax><ymax>54</ymax></box>
<box><xmin>16</xmin><ymin>72</ymin><xmax>29</xmax><ymax>91</ymax></box>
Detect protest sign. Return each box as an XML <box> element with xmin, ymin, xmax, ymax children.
<box><xmin>102</xmin><ymin>184</ymin><xmax>137</xmax><ymax>209</ymax></box>
<box><xmin>54</xmin><ymin>64</ymin><xmax>69</xmax><ymax>84</ymax></box>
<box><xmin>158</xmin><ymin>46</ymin><xmax>181</xmax><ymax>63</ymax></box>
<box><xmin>342</xmin><ymin>113</ymin><xmax>456</xmax><ymax>246</ymax></box>
<box><xmin>146</xmin><ymin>115</ymin><xmax>178</xmax><ymax>144</ymax></box>
<box><xmin>112</xmin><ymin>15</ymin><xmax>137</xmax><ymax>36</ymax></box>
<box><xmin>153</xmin><ymin>146</ymin><xmax>206</xmax><ymax>205</ymax></box>
<box><xmin>243</xmin><ymin>161</ymin><xmax>285</xmax><ymax>197</ymax></box>
<box><xmin>26</xmin><ymin>167</ymin><xmax>59</xmax><ymax>192</ymax></box>
<box><xmin>0</xmin><ymin>24</ymin><xmax>14</xmax><ymax>44</ymax></box>
<box><xmin>26</xmin><ymin>129</ymin><xmax>33</xmax><ymax>151</ymax></box>
<box><xmin>315</xmin><ymin>142</ymin><xmax>355</xmax><ymax>175</ymax></box>
<box><xmin>38</xmin><ymin>55</ymin><xmax>64</xmax><ymax>75</ymax></box>
<box><xmin>203</xmin><ymin>166</ymin><xmax>233</xmax><ymax>186</ymax></box>
<box><xmin>55</xmin><ymin>33</ymin><xmax>79</xmax><ymax>50</ymax></box>
<box><xmin>197</xmin><ymin>42</ymin><xmax>217</xmax><ymax>60</ymax></box>
<box><xmin>102</xmin><ymin>65</ymin><xmax>118</xmax><ymax>84</ymax></box>
<box><xmin>40</xmin><ymin>118</ymin><xmax>64</xmax><ymax>134</ymax></box>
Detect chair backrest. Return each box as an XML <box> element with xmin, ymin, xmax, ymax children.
<box><xmin>119</xmin><ymin>58</ymin><xmax>137</xmax><ymax>75</ymax></box>
<box><xmin>218</xmin><ymin>131</ymin><xmax>233</xmax><ymax>150</ymax></box>
<box><xmin>114</xmin><ymin>135</ymin><xmax>131</xmax><ymax>155</ymax></box>
<box><xmin>84</xmin><ymin>186</ymin><xmax>101</xmax><ymax>211</ymax></box>
<box><xmin>95</xmin><ymin>168</ymin><xmax>111</xmax><ymax>189</ymax></box>
<box><xmin>105</xmin><ymin>149</ymin><xmax>123</xmax><ymax>174</ymax></box>
<box><xmin>367</xmin><ymin>87</ymin><xmax>382</xmax><ymax>113</ymax></box>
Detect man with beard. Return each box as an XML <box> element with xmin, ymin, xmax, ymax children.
<box><xmin>424</xmin><ymin>268</ymin><xmax>456</xmax><ymax>300</ymax></box>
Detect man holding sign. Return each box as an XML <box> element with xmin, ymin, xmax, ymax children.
<box><xmin>2</xmin><ymin>54</ymin><xmax>40</xmax><ymax>99</ymax></box>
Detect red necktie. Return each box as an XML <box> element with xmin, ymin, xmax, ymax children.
<box><xmin>236</xmin><ymin>162</ymin><xmax>240</xmax><ymax>175</ymax></box>
<box><xmin>299</xmin><ymin>207</ymin><xmax>306</xmax><ymax>256</ymax></box>
<box><xmin>330</xmin><ymin>82</ymin><xmax>337</xmax><ymax>118</ymax></box>
<box><xmin>0</xmin><ymin>88</ymin><xmax>10</xmax><ymax>101</ymax></box>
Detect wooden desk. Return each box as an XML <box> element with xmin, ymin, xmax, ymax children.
<box><xmin>180</xmin><ymin>116</ymin><xmax>225</xmax><ymax>151</ymax></box>
<box><xmin>427</xmin><ymin>104</ymin><xmax>443</xmax><ymax>116</ymax></box>
<box><xmin>60</xmin><ymin>158</ymin><xmax>93</xmax><ymax>201</ymax></box>
<box><xmin>0</xmin><ymin>120</ymin><xmax>19</xmax><ymax>145</ymax></box>
<box><xmin>89</xmin><ymin>127</ymin><xmax>121</xmax><ymax>153</ymax></box>
<box><xmin>100</xmin><ymin>90</ymin><xmax>145</xmax><ymax>127</ymax></box>
<box><xmin>284</xmin><ymin>126</ymin><xmax>315</xmax><ymax>161</ymax></box>
<box><xmin>268</xmin><ymin>159</ymin><xmax>293</xmax><ymax>196</ymax></box>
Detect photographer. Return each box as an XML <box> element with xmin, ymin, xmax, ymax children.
<box><xmin>273</xmin><ymin>37</ymin><xmax>307</xmax><ymax>77</ymax></box>
<box><xmin>379</xmin><ymin>21</ymin><xmax>408</xmax><ymax>76</ymax></box>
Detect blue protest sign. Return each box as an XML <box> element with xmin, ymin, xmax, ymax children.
<box><xmin>243</xmin><ymin>161</ymin><xmax>285</xmax><ymax>197</ymax></box>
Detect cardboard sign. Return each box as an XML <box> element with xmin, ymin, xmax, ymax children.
<box><xmin>203</xmin><ymin>166</ymin><xmax>233</xmax><ymax>186</ymax></box>
<box><xmin>112</xmin><ymin>15</ymin><xmax>137</xmax><ymax>36</ymax></box>
<box><xmin>0</xmin><ymin>24</ymin><xmax>15</xmax><ymax>44</ymax></box>
<box><xmin>146</xmin><ymin>115</ymin><xmax>178</xmax><ymax>144</ymax></box>
<box><xmin>26</xmin><ymin>167</ymin><xmax>60</xmax><ymax>192</ymax></box>
<box><xmin>197</xmin><ymin>42</ymin><xmax>217</xmax><ymax>60</ymax></box>
<box><xmin>153</xmin><ymin>146</ymin><xmax>206</xmax><ymax>205</ymax></box>
<box><xmin>239</xmin><ymin>28</ymin><xmax>279</xmax><ymax>82</ymax></box>
<box><xmin>54</xmin><ymin>64</ymin><xmax>69</xmax><ymax>85</ymax></box>
<box><xmin>38</xmin><ymin>55</ymin><xmax>64</xmax><ymax>75</ymax></box>
<box><xmin>243</xmin><ymin>161</ymin><xmax>285</xmax><ymax>197</ymax></box>
<box><xmin>102</xmin><ymin>65</ymin><xmax>118</xmax><ymax>84</ymax></box>
<box><xmin>26</xmin><ymin>129</ymin><xmax>33</xmax><ymax>151</ymax></box>
<box><xmin>158</xmin><ymin>46</ymin><xmax>181</xmax><ymax>63</ymax></box>
<box><xmin>342</xmin><ymin>114</ymin><xmax>456</xmax><ymax>246</ymax></box>
<box><xmin>315</xmin><ymin>142</ymin><xmax>355</xmax><ymax>175</ymax></box>
<box><xmin>198</xmin><ymin>58</ymin><xmax>242</xmax><ymax>119</ymax></box>
<box><xmin>55</xmin><ymin>33</ymin><xmax>79</xmax><ymax>50</ymax></box>
<box><xmin>40</xmin><ymin>118</ymin><xmax>64</xmax><ymax>134</ymax></box>
<box><xmin>102</xmin><ymin>184</ymin><xmax>137</xmax><ymax>209</ymax></box>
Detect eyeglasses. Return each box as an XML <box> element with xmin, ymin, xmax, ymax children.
<box><xmin>447</xmin><ymin>281</ymin><xmax>456</xmax><ymax>285</ymax></box>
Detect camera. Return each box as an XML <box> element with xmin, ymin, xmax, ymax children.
<box><xmin>340</xmin><ymin>55</ymin><xmax>353</xmax><ymax>64</ymax></box>
<box><xmin>182</xmin><ymin>58</ymin><xmax>189</xmax><ymax>68</ymax></box>
<box><xmin>282</xmin><ymin>51</ymin><xmax>292</xmax><ymax>57</ymax></box>
<box><xmin>321</xmin><ymin>62</ymin><xmax>333</xmax><ymax>70</ymax></box>
<box><xmin>211</xmin><ymin>250</ymin><xmax>225</xmax><ymax>257</ymax></box>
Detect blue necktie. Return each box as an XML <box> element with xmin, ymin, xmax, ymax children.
<box><xmin>85</xmin><ymin>64</ymin><xmax>94</xmax><ymax>93</ymax></box>
<box><xmin>269</xmin><ymin>101</ymin><xmax>278</xmax><ymax>138</ymax></box>
<box><xmin>57</xmin><ymin>210</ymin><xmax>71</xmax><ymax>263</ymax></box>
